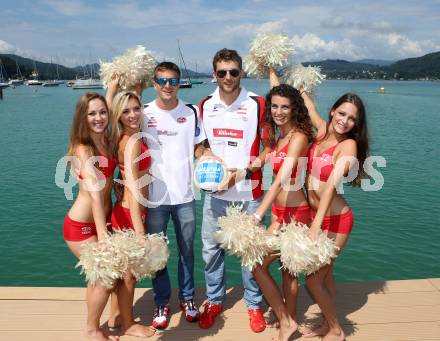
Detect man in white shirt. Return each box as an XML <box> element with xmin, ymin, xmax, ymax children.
<box><xmin>197</xmin><ymin>49</ymin><xmax>272</xmax><ymax>333</ymax></box>
<box><xmin>141</xmin><ymin>62</ymin><xmax>207</xmax><ymax>329</ymax></box>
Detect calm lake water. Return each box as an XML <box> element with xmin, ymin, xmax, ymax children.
<box><xmin>0</xmin><ymin>79</ymin><xmax>439</xmax><ymax>288</ymax></box>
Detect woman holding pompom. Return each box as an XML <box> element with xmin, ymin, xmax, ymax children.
<box><xmin>63</xmin><ymin>93</ymin><xmax>119</xmax><ymax>341</ymax></box>
<box><xmin>105</xmin><ymin>79</ymin><xmax>156</xmax><ymax>338</ymax></box>
<box><xmin>302</xmin><ymin>90</ymin><xmax>369</xmax><ymax>341</ymax></box>
<box><xmin>251</xmin><ymin>68</ymin><xmax>314</xmax><ymax>341</ymax></box>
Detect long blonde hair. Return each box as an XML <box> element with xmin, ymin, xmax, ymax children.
<box><xmin>110</xmin><ymin>91</ymin><xmax>143</xmax><ymax>145</ymax></box>
<box><xmin>67</xmin><ymin>92</ymin><xmax>115</xmax><ymax>157</ymax></box>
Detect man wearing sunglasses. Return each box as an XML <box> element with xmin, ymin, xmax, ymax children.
<box><xmin>141</xmin><ymin>61</ymin><xmax>208</xmax><ymax>329</ymax></box>
<box><xmin>198</xmin><ymin>49</ymin><xmax>272</xmax><ymax>333</ymax></box>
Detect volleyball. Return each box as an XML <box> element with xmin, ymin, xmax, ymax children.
<box><xmin>194</xmin><ymin>158</ymin><xmax>228</xmax><ymax>192</ymax></box>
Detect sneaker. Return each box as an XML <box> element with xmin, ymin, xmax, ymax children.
<box><xmin>248</xmin><ymin>308</ymin><xmax>266</xmax><ymax>333</ymax></box>
<box><xmin>198</xmin><ymin>302</ymin><xmax>223</xmax><ymax>329</ymax></box>
<box><xmin>152</xmin><ymin>305</ymin><xmax>170</xmax><ymax>330</ymax></box>
<box><xmin>180</xmin><ymin>299</ymin><xmax>200</xmax><ymax>322</ymax></box>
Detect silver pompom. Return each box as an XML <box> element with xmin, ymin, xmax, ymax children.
<box><xmin>244</xmin><ymin>33</ymin><xmax>294</xmax><ymax>79</ymax></box>
<box><xmin>100</xmin><ymin>45</ymin><xmax>157</xmax><ymax>90</ymax></box>
<box><xmin>282</xmin><ymin>64</ymin><xmax>326</xmax><ymax>93</ymax></box>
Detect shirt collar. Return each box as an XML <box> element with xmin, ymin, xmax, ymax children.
<box><xmin>211</xmin><ymin>86</ymin><xmax>249</xmax><ymax>109</ymax></box>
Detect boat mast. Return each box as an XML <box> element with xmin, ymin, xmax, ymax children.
<box><xmin>177</xmin><ymin>39</ymin><xmax>191</xmax><ymax>82</ymax></box>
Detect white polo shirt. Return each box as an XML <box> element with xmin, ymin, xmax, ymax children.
<box><xmin>141</xmin><ymin>99</ymin><xmax>206</xmax><ymax>207</ymax></box>
<box><xmin>200</xmin><ymin>87</ymin><xmax>267</xmax><ymax>202</ymax></box>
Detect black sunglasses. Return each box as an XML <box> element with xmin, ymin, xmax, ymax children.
<box><xmin>216</xmin><ymin>69</ymin><xmax>240</xmax><ymax>78</ymax></box>
<box><xmin>154</xmin><ymin>77</ymin><xmax>179</xmax><ymax>86</ymax></box>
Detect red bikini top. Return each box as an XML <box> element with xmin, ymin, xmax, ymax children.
<box><xmin>119</xmin><ymin>140</ymin><xmax>151</xmax><ymax>172</ymax></box>
<box><xmin>269</xmin><ymin>139</ymin><xmax>302</xmax><ymax>179</ymax></box>
<box><xmin>307</xmin><ymin>140</ymin><xmax>339</xmax><ymax>182</ymax></box>
<box><xmin>78</xmin><ymin>153</ymin><xmax>116</xmax><ymax>180</ymax></box>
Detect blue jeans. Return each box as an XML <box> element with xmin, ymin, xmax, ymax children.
<box><xmin>146</xmin><ymin>200</ymin><xmax>196</xmax><ymax>306</ymax></box>
<box><xmin>201</xmin><ymin>195</ymin><xmax>263</xmax><ymax>309</ymax></box>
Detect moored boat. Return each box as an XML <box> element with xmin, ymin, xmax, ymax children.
<box><xmin>190</xmin><ymin>79</ymin><xmax>203</xmax><ymax>85</ymax></box>
<box><xmin>72</xmin><ymin>78</ymin><xmax>103</xmax><ymax>89</ymax></box>
<box><xmin>42</xmin><ymin>80</ymin><xmax>65</xmax><ymax>87</ymax></box>
<box><xmin>179</xmin><ymin>79</ymin><xmax>192</xmax><ymax>88</ymax></box>
<box><xmin>0</xmin><ymin>59</ymin><xmax>10</xmax><ymax>88</ymax></box>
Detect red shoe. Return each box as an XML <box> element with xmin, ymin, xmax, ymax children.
<box><xmin>180</xmin><ymin>299</ymin><xmax>200</xmax><ymax>322</ymax></box>
<box><xmin>198</xmin><ymin>303</ymin><xmax>223</xmax><ymax>329</ymax></box>
<box><xmin>152</xmin><ymin>305</ymin><xmax>170</xmax><ymax>329</ymax></box>
<box><xmin>248</xmin><ymin>308</ymin><xmax>266</xmax><ymax>333</ymax></box>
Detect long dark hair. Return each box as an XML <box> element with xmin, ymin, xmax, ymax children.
<box><xmin>262</xmin><ymin>84</ymin><xmax>314</xmax><ymax>147</ymax></box>
<box><xmin>328</xmin><ymin>93</ymin><xmax>369</xmax><ymax>187</ymax></box>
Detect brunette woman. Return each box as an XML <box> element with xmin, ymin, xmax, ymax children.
<box><xmin>252</xmin><ymin>69</ymin><xmax>314</xmax><ymax>341</ymax></box>
<box><xmin>63</xmin><ymin>93</ymin><xmax>118</xmax><ymax>341</ymax></box>
<box><xmin>302</xmin><ymin>90</ymin><xmax>369</xmax><ymax>341</ymax></box>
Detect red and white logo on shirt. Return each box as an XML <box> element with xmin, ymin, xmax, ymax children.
<box><xmin>177</xmin><ymin>117</ymin><xmax>187</xmax><ymax>123</ymax></box>
<box><xmin>147</xmin><ymin>117</ymin><xmax>157</xmax><ymax>127</ymax></box>
<box><xmin>213</xmin><ymin>128</ymin><xmax>244</xmax><ymax>139</ymax></box>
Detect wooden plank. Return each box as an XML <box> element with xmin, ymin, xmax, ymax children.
<box><xmin>1</xmin><ymin>279</ymin><xmax>439</xmax><ymax>341</ymax></box>
<box><xmin>1</xmin><ymin>321</ymin><xmax>440</xmax><ymax>341</ymax></box>
<box><xmin>429</xmin><ymin>278</ymin><xmax>440</xmax><ymax>291</ymax></box>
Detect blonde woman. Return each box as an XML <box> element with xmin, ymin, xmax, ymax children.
<box><xmin>106</xmin><ymin>81</ymin><xmax>156</xmax><ymax>338</ymax></box>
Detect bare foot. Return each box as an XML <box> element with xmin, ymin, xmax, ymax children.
<box><xmin>322</xmin><ymin>328</ymin><xmax>345</xmax><ymax>341</ymax></box>
<box><xmin>272</xmin><ymin>318</ymin><xmax>298</xmax><ymax>341</ymax></box>
<box><xmin>86</xmin><ymin>328</ymin><xmax>119</xmax><ymax>341</ymax></box>
<box><xmin>108</xmin><ymin>315</ymin><xmax>121</xmax><ymax>330</ymax></box>
<box><xmin>301</xmin><ymin>321</ymin><xmax>329</xmax><ymax>338</ymax></box>
<box><xmin>124</xmin><ymin>323</ymin><xmax>156</xmax><ymax>338</ymax></box>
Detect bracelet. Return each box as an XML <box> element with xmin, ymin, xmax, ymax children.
<box><xmin>245</xmin><ymin>168</ymin><xmax>254</xmax><ymax>180</ymax></box>
<box><xmin>253</xmin><ymin>213</ymin><xmax>262</xmax><ymax>222</ymax></box>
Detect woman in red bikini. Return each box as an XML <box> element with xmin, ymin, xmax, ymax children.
<box><xmin>302</xmin><ymin>91</ymin><xmax>369</xmax><ymax>341</ymax></box>
<box><xmin>105</xmin><ymin>79</ymin><xmax>156</xmax><ymax>338</ymax></box>
<box><xmin>63</xmin><ymin>93</ymin><xmax>119</xmax><ymax>341</ymax></box>
<box><xmin>251</xmin><ymin>69</ymin><xmax>314</xmax><ymax>341</ymax></box>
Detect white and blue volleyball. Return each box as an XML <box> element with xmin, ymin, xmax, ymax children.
<box><xmin>194</xmin><ymin>158</ymin><xmax>228</xmax><ymax>192</ymax></box>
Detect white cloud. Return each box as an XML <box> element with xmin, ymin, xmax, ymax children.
<box><xmin>381</xmin><ymin>33</ymin><xmax>440</xmax><ymax>58</ymax></box>
<box><xmin>0</xmin><ymin>40</ymin><xmax>17</xmax><ymax>53</ymax></box>
<box><xmin>223</xmin><ymin>19</ymin><xmax>287</xmax><ymax>37</ymax></box>
<box><xmin>291</xmin><ymin>34</ymin><xmax>363</xmax><ymax>61</ymax></box>
<box><xmin>44</xmin><ymin>0</ymin><xmax>87</xmax><ymax>16</ymax></box>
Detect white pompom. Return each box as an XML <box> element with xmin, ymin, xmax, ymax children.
<box><xmin>76</xmin><ymin>229</ymin><xmax>169</xmax><ymax>287</ymax></box>
<box><xmin>277</xmin><ymin>221</ymin><xmax>338</xmax><ymax>276</ymax></box>
<box><xmin>216</xmin><ymin>205</ymin><xmax>273</xmax><ymax>270</ymax></box>
<box><xmin>136</xmin><ymin>233</ymin><xmax>170</xmax><ymax>279</ymax></box>
<box><xmin>100</xmin><ymin>45</ymin><xmax>157</xmax><ymax>90</ymax></box>
<box><xmin>282</xmin><ymin>64</ymin><xmax>326</xmax><ymax>93</ymax></box>
<box><xmin>244</xmin><ymin>33</ymin><xmax>295</xmax><ymax>79</ymax></box>
<box><xmin>76</xmin><ymin>233</ymin><xmax>124</xmax><ymax>288</ymax></box>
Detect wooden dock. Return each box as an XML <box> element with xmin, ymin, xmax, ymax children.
<box><xmin>1</xmin><ymin>278</ymin><xmax>439</xmax><ymax>340</ymax></box>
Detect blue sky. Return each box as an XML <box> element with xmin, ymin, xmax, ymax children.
<box><xmin>1</xmin><ymin>0</ymin><xmax>439</xmax><ymax>71</ymax></box>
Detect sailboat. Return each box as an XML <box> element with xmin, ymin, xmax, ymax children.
<box><xmin>0</xmin><ymin>59</ymin><xmax>9</xmax><ymax>88</ymax></box>
<box><xmin>72</xmin><ymin>63</ymin><xmax>102</xmax><ymax>89</ymax></box>
<box><xmin>43</xmin><ymin>59</ymin><xmax>64</xmax><ymax>86</ymax></box>
<box><xmin>27</xmin><ymin>61</ymin><xmax>43</xmax><ymax>86</ymax></box>
<box><xmin>8</xmin><ymin>61</ymin><xmax>24</xmax><ymax>86</ymax></box>
<box><xmin>190</xmin><ymin>62</ymin><xmax>203</xmax><ymax>85</ymax></box>
<box><xmin>177</xmin><ymin>40</ymin><xmax>192</xmax><ymax>89</ymax></box>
